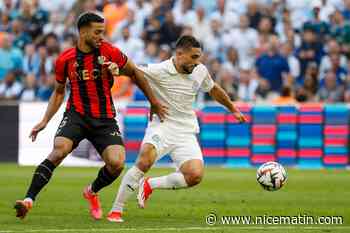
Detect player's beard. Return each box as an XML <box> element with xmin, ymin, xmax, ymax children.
<box><xmin>86</xmin><ymin>38</ymin><xmax>100</xmax><ymax>49</ymax></box>
<box><xmin>182</xmin><ymin>64</ymin><xmax>196</xmax><ymax>74</ymax></box>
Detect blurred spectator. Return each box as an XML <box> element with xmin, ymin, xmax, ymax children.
<box><xmin>157</xmin><ymin>44</ymin><xmax>172</xmax><ymax>62</ymax></box>
<box><xmin>19</xmin><ymin>0</ymin><xmax>49</xmax><ymax>40</ymax></box>
<box><xmin>203</xmin><ymin>17</ymin><xmax>223</xmax><ymax>58</ymax></box>
<box><xmin>222</xmin><ymin>47</ymin><xmax>239</xmax><ymax>78</ymax></box>
<box><xmin>0</xmin><ymin>0</ymin><xmax>20</xmax><ymax>20</ymax></box>
<box><xmin>159</xmin><ymin>11</ymin><xmax>183</xmax><ymax>47</ymax></box>
<box><xmin>0</xmin><ymin>11</ymin><xmax>12</xmax><ymax>32</ymax></box>
<box><xmin>112</xmin><ymin>9</ymin><xmax>143</xmax><ymax>41</ymax></box>
<box><xmin>216</xmin><ymin>68</ymin><xmax>237</xmax><ymax>100</ymax></box>
<box><xmin>0</xmin><ymin>70</ymin><xmax>22</xmax><ymax>100</ymax></box>
<box><xmin>256</xmin><ymin>16</ymin><xmax>274</xmax><ymax>56</ymax></box>
<box><xmin>43</xmin><ymin>11</ymin><xmax>65</xmax><ymax>36</ymax></box>
<box><xmin>314</xmin><ymin>0</ymin><xmax>336</xmax><ymax>23</ymax></box>
<box><xmin>0</xmin><ymin>33</ymin><xmax>22</xmax><ymax>81</ymax></box>
<box><xmin>11</xmin><ymin>18</ymin><xmax>31</xmax><ymax>50</ymax></box>
<box><xmin>247</xmin><ymin>1</ymin><xmax>262</xmax><ymax>29</ymax></box>
<box><xmin>37</xmin><ymin>45</ymin><xmax>54</xmax><ymax>84</ymax></box>
<box><xmin>296</xmin><ymin>28</ymin><xmax>324</xmax><ymax>75</ymax></box>
<box><xmin>210</xmin><ymin>0</ymin><xmax>239</xmax><ymax>32</ymax></box>
<box><xmin>255</xmin><ymin>80</ymin><xmax>271</xmax><ymax>100</ymax></box>
<box><xmin>62</xmin><ymin>11</ymin><xmax>76</xmax><ymax>37</ymax></box>
<box><xmin>320</xmin><ymin>53</ymin><xmax>347</xmax><ymax>84</ymax></box>
<box><xmin>19</xmin><ymin>73</ymin><xmax>37</xmax><ymax>101</ymax></box>
<box><xmin>272</xmin><ymin>86</ymin><xmax>297</xmax><ymax>105</ymax></box>
<box><xmin>39</xmin><ymin>0</ymin><xmax>75</xmax><ymax>13</ymax></box>
<box><xmin>143</xmin><ymin>41</ymin><xmax>159</xmax><ymax>64</ymax></box>
<box><xmin>342</xmin><ymin>0</ymin><xmax>350</xmax><ymax>20</ymax></box>
<box><xmin>114</xmin><ymin>25</ymin><xmax>144</xmax><ymax>64</ymax></box>
<box><xmin>208</xmin><ymin>58</ymin><xmax>221</xmax><ymax>81</ymax></box>
<box><xmin>256</xmin><ymin>35</ymin><xmax>290</xmax><ymax>93</ymax></box>
<box><xmin>71</xmin><ymin>0</ymin><xmax>98</xmax><ymax>17</ymax></box>
<box><xmin>37</xmin><ymin>72</ymin><xmax>54</xmax><ymax>101</ymax></box>
<box><xmin>129</xmin><ymin>0</ymin><xmax>153</xmax><ymax>30</ymax></box>
<box><xmin>23</xmin><ymin>43</ymin><xmax>40</xmax><ymax>75</ymax></box>
<box><xmin>281</xmin><ymin>42</ymin><xmax>300</xmax><ymax>80</ymax></box>
<box><xmin>43</xmin><ymin>33</ymin><xmax>60</xmax><ymax>56</ymax></box>
<box><xmin>296</xmin><ymin>62</ymin><xmax>319</xmax><ymax>88</ymax></box>
<box><xmin>173</xmin><ymin>0</ymin><xmax>196</xmax><ymax>26</ymax></box>
<box><xmin>319</xmin><ymin>39</ymin><xmax>347</xmax><ymax>77</ymax></box>
<box><xmin>285</xmin><ymin>0</ymin><xmax>310</xmax><ymax>29</ymax></box>
<box><xmin>143</xmin><ymin>13</ymin><xmax>161</xmax><ymax>43</ymax></box>
<box><xmin>188</xmin><ymin>6</ymin><xmax>210</xmax><ymax>43</ymax></box>
<box><xmin>303</xmin><ymin>0</ymin><xmax>330</xmax><ymax>41</ymax></box>
<box><xmin>318</xmin><ymin>70</ymin><xmax>344</xmax><ymax>102</ymax></box>
<box><xmin>329</xmin><ymin>9</ymin><xmax>347</xmax><ymax>39</ymax></box>
<box><xmin>103</xmin><ymin>0</ymin><xmax>129</xmax><ymax>37</ymax></box>
<box><xmin>1</xmin><ymin>0</ymin><xmax>350</xmax><ymax>104</ymax></box>
<box><xmin>223</xmin><ymin>14</ymin><xmax>258</xmax><ymax>68</ymax></box>
<box><xmin>296</xmin><ymin>69</ymin><xmax>318</xmax><ymax>102</ymax></box>
<box><xmin>237</xmin><ymin>67</ymin><xmax>259</xmax><ymax>102</ymax></box>
<box><xmin>276</xmin><ymin>8</ymin><xmax>292</xmax><ymax>43</ymax></box>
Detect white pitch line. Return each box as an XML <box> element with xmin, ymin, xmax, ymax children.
<box><xmin>0</xmin><ymin>226</ymin><xmax>349</xmax><ymax>233</ymax></box>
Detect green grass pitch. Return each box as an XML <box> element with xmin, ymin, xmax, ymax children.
<box><xmin>0</xmin><ymin>164</ymin><xmax>349</xmax><ymax>233</ymax></box>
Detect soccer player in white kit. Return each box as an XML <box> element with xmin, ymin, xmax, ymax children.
<box><xmin>107</xmin><ymin>36</ymin><xmax>246</xmax><ymax>222</ymax></box>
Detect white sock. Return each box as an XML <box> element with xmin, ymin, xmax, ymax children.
<box><xmin>148</xmin><ymin>172</ymin><xmax>188</xmax><ymax>190</ymax></box>
<box><xmin>110</xmin><ymin>166</ymin><xmax>144</xmax><ymax>213</ymax></box>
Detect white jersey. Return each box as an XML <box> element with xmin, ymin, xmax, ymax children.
<box><xmin>139</xmin><ymin>58</ymin><xmax>214</xmax><ymax>133</ymax></box>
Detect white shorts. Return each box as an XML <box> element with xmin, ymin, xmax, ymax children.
<box><xmin>141</xmin><ymin>122</ymin><xmax>203</xmax><ymax>169</ymax></box>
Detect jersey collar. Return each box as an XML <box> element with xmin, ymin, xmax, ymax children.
<box><xmin>166</xmin><ymin>57</ymin><xmax>179</xmax><ymax>75</ymax></box>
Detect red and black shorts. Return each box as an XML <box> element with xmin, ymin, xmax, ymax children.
<box><xmin>55</xmin><ymin>110</ymin><xmax>124</xmax><ymax>155</ymax></box>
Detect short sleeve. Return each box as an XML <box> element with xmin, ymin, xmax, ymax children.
<box><xmin>200</xmin><ymin>68</ymin><xmax>215</xmax><ymax>92</ymax></box>
<box><xmin>137</xmin><ymin>64</ymin><xmax>161</xmax><ymax>82</ymax></box>
<box><xmin>109</xmin><ymin>46</ymin><xmax>128</xmax><ymax>69</ymax></box>
<box><xmin>55</xmin><ymin>55</ymin><xmax>67</xmax><ymax>84</ymax></box>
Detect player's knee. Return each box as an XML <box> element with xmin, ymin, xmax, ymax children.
<box><xmin>136</xmin><ymin>159</ymin><xmax>152</xmax><ymax>173</ymax></box>
<box><xmin>136</xmin><ymin>148</ymin><xmax>156</xmax><ymax>172</ymax></box>
<box><xmin>185</xmin><ymin>171</ymin><xmax>203</xmax><ymax>187</ymax></box>
<box><xmin>108</xmin><ymin>153</ymin><xmax>125</xmax><ymax>171</ymax></box>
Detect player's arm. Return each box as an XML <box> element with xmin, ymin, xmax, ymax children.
<box><xmin>29</xmin><ymin>81</ymin><xmax>66</xmax><ymax>142</ymax></box>
<box><xmin>209</xmin><ymin>83</ymin><xmax>247</xmax><ymax>123</ymax></box>
<box><xmin>120</xmin><ymin>59</ymin><xmax>168</xmax><ymax>121</ymax></box>
<box><xmin>29</xmin><ymin>52</ymin><xmax>67</xmax><ymax>142</ymax></box>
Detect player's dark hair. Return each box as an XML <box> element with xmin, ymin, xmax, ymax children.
<box><xmin>77</xmin><ymin>11</ymin><xmax>104</xmax><ymax>31</ymax></box>
<box><xmin>175</xmin><ymin>35</ymin><xmax>202</xmax><ymax>50</ymax></box>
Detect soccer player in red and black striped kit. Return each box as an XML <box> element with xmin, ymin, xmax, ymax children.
<box><xmin>14</xmin><ymin>12</ymin><xmax>168</xmax><ymax>220</ymax></box>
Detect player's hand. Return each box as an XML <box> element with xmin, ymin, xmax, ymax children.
<box><xmin>233</xmin><ymin>111</ymin><xmax>247</xmax><ymax>123</ymax></box>
<box><xmin>103</xmin><ymin>61</ymin><xmax>119</xmax><ymax>76</ymax></box>
<box><xmin>150</xmin><ymin>101</ymin><xmax>169</xmax><ymax>122</ymax></box>
<box><xmin>29</xmin><ymin>120</ymin><xmax>47</xmax><ymax>142</ymax></box>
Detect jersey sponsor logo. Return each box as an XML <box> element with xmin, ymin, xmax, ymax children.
<box><xmin>70</xmin><ymin>61</ymin><xmax>105</xmax><ymax>81</ymax></box>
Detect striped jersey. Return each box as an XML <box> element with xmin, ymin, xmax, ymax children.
<box><xmin>55</xmin><ymin>41</ymin><xmax>128</xmax><ymax>118</ymax></box>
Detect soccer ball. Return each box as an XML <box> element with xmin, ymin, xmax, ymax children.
<box><xmin>256</xmin><ymin>161</ymin><xmax>287</xmax><ymax>191</ymax></box>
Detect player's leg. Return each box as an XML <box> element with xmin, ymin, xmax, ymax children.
<box><xmin>137</xmin><ymin>134</ymin><xmax>204</xmax><ymax>208</ymax></box>
<box><xmin>15</xmin><ymin>112</ymin><xmax>83</xmax><ymax>219</ymax></box>
<box><xmin>147</xmin><ymin>159</ymin><xmax>203</xmax><ymax>189</ymax></box>
<box><xmin>14</xmin><ymin>137</ymin><xmax>75</xmax><ymax>219</ymax></box>
<box><xmin>107</xmin><ymin>143</ymin><xmax>158</xmax><ymax>222</ymax></box>
<box><xmin>83</xmin><ymin>121</ymin><xmax>125</xmax><ymax>220</ymax></box>
<box><xmin>108</xmin><ymin>123</ymin><xmax>168</xmax><ymax>222</ymax></box>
